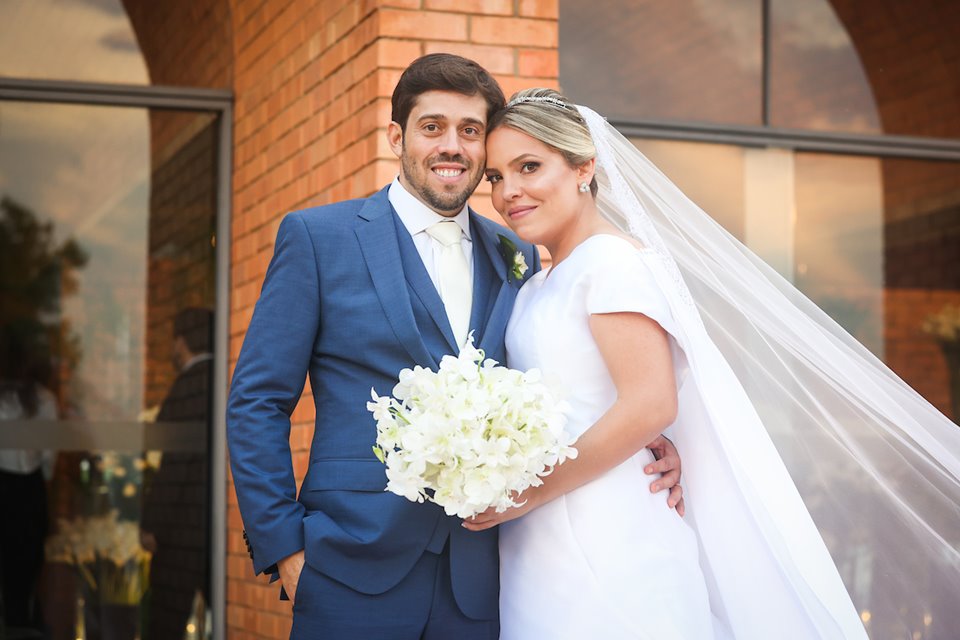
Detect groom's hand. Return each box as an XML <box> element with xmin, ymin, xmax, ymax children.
<box><xmin>646</xmin><ymin>435</ymin><xmax>685</xmax><ymax>516</ymax></box>
<box><xmin>278</xmin><ymin>550</ymin><xmax>305</xmax><ymax>604</ymax></box>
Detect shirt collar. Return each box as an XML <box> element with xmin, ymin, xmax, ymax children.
<box><xmin>388</xmin><ymin>177</ymin><xmax>472</xmax><ymax>240</ymax></box>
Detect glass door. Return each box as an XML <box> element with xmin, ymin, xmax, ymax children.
<box><xmin>0</xmin><ymin>101</ymin><xmax>221</xmax><ymax>640</ymax></box>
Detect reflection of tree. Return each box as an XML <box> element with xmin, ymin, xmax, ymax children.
<box><xmin>0</xmin><ymin>195</ymin><xmax>88</xmax><ymax>390</ymax></box>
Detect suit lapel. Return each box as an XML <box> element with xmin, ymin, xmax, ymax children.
<box><xmin>468</xmin><ymin>225</ymin><xmax>496</xmax><ymax>347</ymax></box>
<box><xmin>354</xmin><ymin>189</ymin><xmax>437</xmax><ymax>368</ymax></box>
<box><xmin>470</xmin><ymin>213</ymin><xmax>516</xmax><ymax>356</ymax></box>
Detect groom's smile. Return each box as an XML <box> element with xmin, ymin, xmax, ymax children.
<box><xmin>387</xmin><ymin>90</ymin><xmax>488</xmax><ymax>217</ymax></box>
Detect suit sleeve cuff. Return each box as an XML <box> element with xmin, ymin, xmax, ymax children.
<box><xmin>251</xmin><ymin>515</ymin><xmax>305</xmax><ymax>577</ymax></box>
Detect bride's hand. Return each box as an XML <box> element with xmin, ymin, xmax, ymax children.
<box><xmin>461</xmin><ymin>491</ymin><xmax>541</xmax><ymax>531</ymax></box>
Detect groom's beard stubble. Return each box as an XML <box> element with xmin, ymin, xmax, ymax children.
<box><xmin>401</xmin><ymin>150</ymin><xmax>484</xmax><ymax>215</ymax></box>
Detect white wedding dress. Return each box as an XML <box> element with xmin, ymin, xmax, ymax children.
<box><xmin>501</xmin><ymin>235</ymin><xmax>725</xmax><ymax>640</ymax></box>
<box><xmin>501</xmin><ymin>233</ymin><xmax>869</xmax><ymax>640</ymax></box>
<box><xmin>495</xmin><ymin>101</ymin><xmax>959</xmax><ymax>640</ymax></box>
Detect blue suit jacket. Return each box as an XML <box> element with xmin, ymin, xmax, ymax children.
<box><xmin>227</xmin><ymin>186</ymin><xmax>539</xmax><ymax>620</ymax></box>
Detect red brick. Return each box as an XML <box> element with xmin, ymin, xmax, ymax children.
<box><xmin>496</xmin><ymin>74</ymin><xmax>560</xmax><ymax>98</ymax></box>
<box><xmin>378</xmin><ymin>8</ymin><xmax>468</xmax><ymax>41</ymax></box>
<box><xmin>376</xmin><ymin>38</ymin><xmax>424</xmax><ymax>68</ymax></box>
<box><xmin>470</xmin><ymin>16</ymin><xmax>557</xmax><ymax>47</ymax></box>
<box><xmin>518</xmin><ymin>47</ymin><xmax>558</xmax><ymax>77</ymax></box>
<box><xmin>518</xmin><ymin>0</ymin><xmax>558</xmax><ymax>19</ymax></box>
<box><xmin>423</xmin><ymin>41</ymin><xmax>516</xmax><ymax>74</ymax></box>
<box><xmin>424</xmin><ymin>0</ymin><xmax>513</xmax><ymax>15</ymax></box>
<box><xmin>373</xmin><ymin>0</ymin><xmax>423</xmax><ymax>8</ymax></box>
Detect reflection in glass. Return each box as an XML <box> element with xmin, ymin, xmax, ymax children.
<box><xmin>0</xmin><ymin>102</ymin><xmax>218</xmax><ymax>640</ymax></box>
<box><xmin>630</xmin><ymin>137</ymin><xmax>960</xmax><ymax>638</ymax></box>
<box><xmin>769</xmin><ymin>0</ymin><xmax>960</xmax><ymax>140</ymax></box>
<box><xmin>560</xmin><ymin>0</ymin><xmax>762</xmax><ymax>125</ymax></box>
<box><xmin>794</xmin><ymin>153</ymin><xmax>883</xmax><ymax>355</ymax></box>
<box><xmin>0</xmin><ymin>0</ymin><xmax>148</xmax><ymax>85</ymax></box>
<box><xmin>769</xmin><ymin>0</ymin><xmax>881</xmax><ymax>134</ymax></box>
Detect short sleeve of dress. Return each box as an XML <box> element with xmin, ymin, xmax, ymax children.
<box><xmin>584</xmin><ymin>246</ymin><xmax>676</xmax><ymax>332</ymax></box>
<box><xmin>581</xmin><ymin>240</ymin><xmax>689</xmax><ymax>386</ymax></box>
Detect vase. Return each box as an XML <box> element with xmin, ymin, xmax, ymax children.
<box><xmin>83</xmin><ymin>601</ymin><xmax>140</xmax><ymax>640</ymax></box>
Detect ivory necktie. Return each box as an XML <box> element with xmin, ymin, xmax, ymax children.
<box><xmin>425</xmin><ymin>220</ymin><xmax>472</xmax><ymax>349</ymax></box>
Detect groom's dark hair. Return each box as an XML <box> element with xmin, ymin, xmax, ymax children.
<box><xmin>391</xmin><ymin>53</ymin><xmax>505</xmax><ymax>133</ymax></box>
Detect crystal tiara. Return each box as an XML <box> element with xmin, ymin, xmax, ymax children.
<box><xmin>506</xmin><ymin>95</ymin><xmax>572</xmax><ymax>110</ymax></box>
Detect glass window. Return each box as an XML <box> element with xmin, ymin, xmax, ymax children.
<box><xmin>631</xmin><ymin>137</ymin><xmax>960</xmax><ymax>638</ymax></box>
<box><xmin>769</xmin><ymin>0</ymin><xmax>881</xmax><ymax>134</ymax></box>
<box><xmin>0</xmin><ymin>101</ymin><xmax>220</xmax><ymax>640</ymax></box>
<box><xmin>0</xmin><ymin>0</ymin><xmax>232</xmax><ymax>88</ymax></box>
<box><xmin>0</xmin><ymin>0</ymin><xmax>148</xmax><ymax>85</ymax></box>
<box><xmin>560</xmin><ymin>0</ymin><xmax>762</xmax><ymax>125</ymax></box>
<box><xmin>770</xmin><ymin>0</ymin><xmax>960</xmax><ymax>139</ymax></box>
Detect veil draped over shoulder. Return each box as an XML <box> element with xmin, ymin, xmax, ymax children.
<box><xmin>576</xmin><ymin>106</ymin><xmax>960</xmax><ymax>639</ymax></box>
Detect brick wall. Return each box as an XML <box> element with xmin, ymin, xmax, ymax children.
<box><xmin>226</xmin><ymin>1</ymin><xmax>559</xmax><ymax>637</ymax></box>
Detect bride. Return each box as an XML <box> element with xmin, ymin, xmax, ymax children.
<box><xmin>463</xmin><ymin>89</ymin><xmax>960</xmax><ymax>639</ymax></box>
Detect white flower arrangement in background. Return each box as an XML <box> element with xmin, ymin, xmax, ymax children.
<box><xmin>922</xmin><ymin>304</ymin><xmax>960</xmax><ymax>343</ymax></box>
<box><xmin>369</xmin><ymin>335</ymin><xmax>577</xmax><ymax>519</ymax></box>
<box><xmin>45</xmin><ymin>510</ymin><xmax>152</xmax><ymax>605</ymax></box>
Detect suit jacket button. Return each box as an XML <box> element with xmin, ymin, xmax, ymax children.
<box><xmin>243</xmin><ymin>529</ymin><xmax>254</xmax><ymax>559</ymax></box>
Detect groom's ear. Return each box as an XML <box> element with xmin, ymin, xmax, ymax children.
<box><xmin>387</xmin><ymin>122</ymin><xmax>404</xmax><ymax>159</ymax></box>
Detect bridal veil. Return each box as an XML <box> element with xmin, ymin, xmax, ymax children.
<box><xmin>577</xmin><ymin>105</ymin><xmax>960</xmax><ymax>639</ymax></box>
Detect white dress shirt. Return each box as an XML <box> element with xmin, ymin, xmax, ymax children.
<box><xmin>388</xmin><ymin>177</ymin><xmax>474</xmax><ymax>295</ymax></box>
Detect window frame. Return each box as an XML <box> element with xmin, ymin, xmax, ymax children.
<box><xmin>0</xmin><ymin>75</ymin><xmax>233</xmax><ymax>640</ymax></box>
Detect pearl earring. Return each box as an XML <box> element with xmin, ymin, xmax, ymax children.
<box><xmin>578</xmin><ymin>182</ymin><xmax>590</xmax><ymax>193</ymax></box>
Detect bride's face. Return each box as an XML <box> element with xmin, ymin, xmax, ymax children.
<box><xmin>485</xmin><ymin>126</ymin><xmax>585</xmax><ymax>247</ymax></box>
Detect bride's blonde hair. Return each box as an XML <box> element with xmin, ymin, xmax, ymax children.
<box><xmin>488</xmin><ymin>88</ymin><xmax>598</xmax><ymax>197</ymax></box>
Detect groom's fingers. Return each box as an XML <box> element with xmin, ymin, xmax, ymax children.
<box><xmin>659</xmin><ymin>464</ymin><xmax>681</xmax><ymax>489</ymax></box>
<box><xmin>645</xmin><ymin>459</ymin><xmax>681</xmax><ymax>495</ymax></box>
<box><xmin>643</xmin><ymin>456</ymin><xmax>674</xmax><ymax>477</ymax></box>
<box><xmin>667</xmin><ymin>485</ymin><xmax>683</xmax><ymax>510</ymax></box>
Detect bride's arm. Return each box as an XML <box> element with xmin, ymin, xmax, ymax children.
<box><xmin>463</xmin><ymin>311</ymin><xmax>678</xmax><ymax>531</ymax></box>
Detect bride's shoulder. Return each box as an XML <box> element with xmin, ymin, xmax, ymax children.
<box><xmin>577</xmin><ymin>234</ymin><xmax>655</xmax><ymax>269</ymax></box>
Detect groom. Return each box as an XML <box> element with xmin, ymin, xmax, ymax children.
<box><xmin>227</xmin><ymin>54</ymin><xmax>683</xmax><ymax>638</ymax></box>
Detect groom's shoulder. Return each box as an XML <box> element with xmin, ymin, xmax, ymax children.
<box><xmin>283</xmin><ymin>187</ymin><xmax>390</xmax><ymax>233</ymax></box>
<box><xmin>288</xmin><ymin>194</ymin><xmax>377</xmax><ymax>226</ymax></box>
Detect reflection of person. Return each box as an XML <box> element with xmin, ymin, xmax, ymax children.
<box><xmin>141</xmin><ymin>308</ymin><xmax>212</xmax><ymax>639</ymax></box>
<box><xmin>227</xmin><ymin>55</ymin><xmax>684</xmax><ymax>639</ymax></box>
<box><xmin>466</xmin><ymin>88</ymin><xmax>960</xmax><ymax>637</ymax></box>
<box><xmin>0</xmin><ymin>338</ymin><xmax>56</xmax><ymax>636</ymax></box>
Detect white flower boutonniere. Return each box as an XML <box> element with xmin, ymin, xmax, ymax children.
<box><xmin>511</xmin><ymin>251</ymin><xmax>528</xmax><ymax>280</ymax></box>
<box><xmin>497</xmin><ymin>234</ymin><xmax>529</xmax><ymax>282</ymax></box>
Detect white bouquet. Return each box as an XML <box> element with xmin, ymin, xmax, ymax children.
<box><xmin>368</xmin><ymin>336</ymin><xmax>577</xmax><ymax>519</ymax></box>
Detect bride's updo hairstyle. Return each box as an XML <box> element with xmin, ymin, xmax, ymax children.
<box><xmin>488</xmin><ymin>88</ymin><xmax>599</xmax><ymax>197</ymax></box>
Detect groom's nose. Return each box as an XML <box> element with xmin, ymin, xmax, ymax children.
<box><xmin>436</xmin><ymin>128</ymin><xmax>463</xmax><ymax>156</ymax></box>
